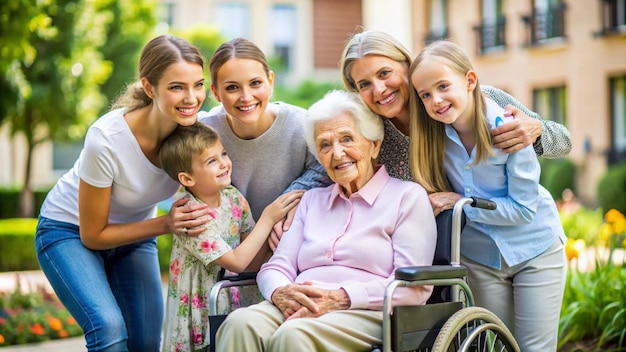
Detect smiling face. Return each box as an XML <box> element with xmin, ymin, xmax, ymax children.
<box><xmin>349</xmin><ymin>55</ymin><xmax>410</xmax><ymax>121</ymax></box>
<box><xmin>210</xmin><ymin>57</ymin><xmax>275</xmax><ymax>133</ymax></box>
<box><xmin>181</xmin><ymin>140</ymin><xmax>232</xmax><ymax>203</ymax></box>
<box><xmin>411</xmin><ymin>57</ymin><xmax>477</xmax><ymax>128</ymax></box>
<box><xmin>144</xmin><ymin>60</ymin><xmax>206</xmax><ymax>127</ymax></box>
<box><xmin>314</xmin><ymin>113</ymin><xmax>381</xmax><ymax>196</ymax></box>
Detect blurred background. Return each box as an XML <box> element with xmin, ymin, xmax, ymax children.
<box><xmin>1</xmin><ymin>0</ymin><xmax>626</xmax><ymax>218</ymax></box>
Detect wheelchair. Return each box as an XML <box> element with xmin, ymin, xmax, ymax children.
<box><xmin>208</xmin><ymin>197</ymin><xmax>520</xmax><ymax>352</ymax></box>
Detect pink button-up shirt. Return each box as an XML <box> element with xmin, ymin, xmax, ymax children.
<box><xmin>257</xmin><ymin>166</ymin><xmax>437</xmax><ymax>310</ymax></box>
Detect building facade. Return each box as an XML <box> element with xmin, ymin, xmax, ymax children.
<box><xmin>2</xmin><ymin>0</ymin><xmax>625</xmax><ymax>206</ymax></box>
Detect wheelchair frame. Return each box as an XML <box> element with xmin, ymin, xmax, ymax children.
<box><xmin>208</xmin><ymin>197</ymin><xmax>520</xmax><ymax>352</ymax></box>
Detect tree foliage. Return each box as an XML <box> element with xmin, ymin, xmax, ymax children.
<box><xmin>0</xmin><ymin>0</ymin><xmax>158</xmax><ymax>216</ymax></box>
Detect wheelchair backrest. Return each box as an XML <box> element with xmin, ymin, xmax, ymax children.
<box><xmin>427</xmin><ymin>208</ymin><xmax>466</xmax><ymax>304</ymax></box>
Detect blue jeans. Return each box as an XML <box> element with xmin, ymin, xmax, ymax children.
<box><xmin>35</xmin><ymin>216</ymin><xmax>163</xmax><ymax>352</ymax></box>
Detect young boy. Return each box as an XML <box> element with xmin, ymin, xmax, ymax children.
<box><xmin>158</xmin><ymin>122</ymin><xmax>302</xmax><ymax>352</ymax></box>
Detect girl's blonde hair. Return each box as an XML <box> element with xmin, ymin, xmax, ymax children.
<box><xmin>408</xmin><ymin>40</ymin><xmax>493</xmax><ymax>193</ymax></box>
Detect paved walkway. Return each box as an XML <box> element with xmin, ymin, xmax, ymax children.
<box><xmin>0</xmin><ymin>270</ymin><xmax>168</xmax><ymax>351</ymax></box>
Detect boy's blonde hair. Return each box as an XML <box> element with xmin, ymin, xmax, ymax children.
<box><xmin>408</xmin><ymin>40</ymin><xmax>493</xmax><ymax>193</ymax></box>
<box><xmin>159</xmin><ymin>122</ymin><xmax>221</xmax><ymax>182</ymax></box>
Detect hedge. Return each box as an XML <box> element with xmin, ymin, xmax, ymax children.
<box><xmin>0</xmin><ymin>218</ymin><xmax>173</xmax><ymax>273</ymax></box>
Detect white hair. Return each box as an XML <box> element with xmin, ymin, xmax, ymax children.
<box><xmin>303</xmin><ymin>90</ymin><xmax>384</xmax><ymax>161</ymax></box>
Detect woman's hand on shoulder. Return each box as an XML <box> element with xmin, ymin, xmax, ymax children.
<box><xmin>429</xmin><ymin>192</ymin><xmax>462</xmax><ymax>216</ymax></box>
<box><xmin>492</xmin><ymin>105</ymin><xmax>542</xmax><ymax>154</ymax></box>
<box><xmin>168</xmin><ymin>197</ymin><xmax>210</xmax><ymax>236</ymax></box>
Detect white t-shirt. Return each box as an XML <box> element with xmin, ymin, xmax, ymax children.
<box><xmin>40</xmin><ymin>109</ymin><xmax>180</xmax><ymax>226</ymax></box>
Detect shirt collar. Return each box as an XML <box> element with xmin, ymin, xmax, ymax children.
<box><xmin>327</xmin><ymin>165</ymin><xmax>390</xmax><ymax>210</ymax></box>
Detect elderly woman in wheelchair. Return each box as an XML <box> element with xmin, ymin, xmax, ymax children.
<box><xmin>213</xmin><ymin>89</ymin><xmax>438</xmax><ymax>351</ymax></box>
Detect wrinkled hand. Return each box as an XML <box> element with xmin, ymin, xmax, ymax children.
<box><xmin>168</xmin><ymin>197</ymin><xmax>210</xmax><ymax>236</ymax></box>
<box><xmin>287</xmin><ymin>288</ymin><xmax>351</xmax><ymax>320</ymax></box>
<box><xmin>268</xmin><ymin>192</ymin><xmax>302</xmax><ymax>251</ymax></box>
<box><xmin>272</xmin><ymin>282</ymin><xmax>322</xmax><ymax>319</ymax></box>
<box><xmin>429</xmin><ymin>192</ymin><xmax>462</xmax><ymax>216</ymax></box>
<box><xmin>492</xmin><ymin>105</ymin><xmax>542</xmax><ymax>154</ymax></box>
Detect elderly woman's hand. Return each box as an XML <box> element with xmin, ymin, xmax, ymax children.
<box><xmin>286</xmin><ymin>288</ymin><xmax>351</xmax><ymax>321</ymax></box>
<box><xmin>428</xmin><ymin>192</ymin><xmax>462</xmax><ymax>216</ymax></box>
<box><xmin>271</xmin><ymin>283</ymin><xmax>322</xmax><ymax>319</ymax></box>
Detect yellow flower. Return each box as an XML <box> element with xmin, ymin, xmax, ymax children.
<box><xmin>565</xmin><ymin>238</ymin><xmax>586</xmax><ymax>260</ymax></box>
<box><xmin>605</xmin><ymin>209</ymin><xmax>625</xmax><ymax>224</ymax></box>
<box><xmin>0</xmin><ymin>333</ymin><xmax>4</xmax><ymax>344</ymax></box>
<box><xmin>599</xmin><ymin>223</ymin><xmax>613</xmax><ymax>242</ymax></box>
<box><xmin>612</xmin><ymin>217</ymin><xmax>626</xmax><ymax>234</ymax></box>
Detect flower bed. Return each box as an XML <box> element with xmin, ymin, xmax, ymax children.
<box><xmin>0</xmin><ymin>277</ymin><xmax>82</xmax><ymax>346</ymax></box>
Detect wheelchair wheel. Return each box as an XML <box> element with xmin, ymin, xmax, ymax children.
<box><xmin>432</xmin><ymin>306</ymin><xmax>520</xmax><ymax>352</ymax></box>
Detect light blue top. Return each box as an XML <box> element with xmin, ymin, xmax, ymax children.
<box><xmin>444</xmin><ymin>98</ymin><xmax>566</xmax><ymax>269</ymax></box>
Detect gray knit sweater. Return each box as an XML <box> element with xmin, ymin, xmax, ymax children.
<box><xmin>199</xmin><ymin>102</ymin><xmax>331</xmax><ymax>220</ymax></box>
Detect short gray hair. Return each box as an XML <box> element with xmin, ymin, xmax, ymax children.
<box><xmin>303</xmin><ymin>90</ymin><xmax>384</xmax><ymax>161</ymax></box>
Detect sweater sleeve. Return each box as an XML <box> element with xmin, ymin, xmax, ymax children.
<box><xmin>284</xmin><ymin>150</ymin><xmax>333</xmax><ymax>193</ymax></box>
<box><xmin>481</xmin><ymin>85</ymin><xmax>572</xmax><ymax>159</ymax></box>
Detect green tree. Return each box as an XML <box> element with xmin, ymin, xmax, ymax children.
<box><xmin>97</xmin><ymin>0</ymin><xmax>158</xmax><ymax>113</ymax></box>
<box><xmin>2</xmin><ymin>0</ymin><xmax>112</xmax><ymax>217</ymax></box>
<box><xmin>174</xmin><ymin>24</ymin><xmax>225</xmax><ymax>110</ymax></box>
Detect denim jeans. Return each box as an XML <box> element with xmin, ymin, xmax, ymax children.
<box><xmin>35</xmin><ymin>216</ymin><xmax>163</xmax><ymax>352</ymax></box>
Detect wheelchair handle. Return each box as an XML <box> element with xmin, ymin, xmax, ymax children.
<box><xmin>451</xmin><ymin>197</ymin><xmax>496</xmax><ymax>266</ymax></box>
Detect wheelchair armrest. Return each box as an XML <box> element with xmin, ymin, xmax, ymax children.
<box><xmin>208</xmin><ymin>272</ymin><xmax>258</xmax><ymax>316</ymax></box>
<box><xmin>395</xmin><ymin>265</ymin><xmax>467</xmax><ymax>281</ymax></box>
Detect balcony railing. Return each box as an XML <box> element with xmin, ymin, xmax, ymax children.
<box><xmin>596</xmin><ymin>0</ymin><xmax>626</xmax><ymax>36</ymax></box>
<box><xmin>473</xmin><ymin>16</ymin><xmax>507</xmax><ymax>54</ymax></box>
<box><xmin>522</xmin><ymin>3</ymin><xmax>567</xmax><ymax>45</ymax></box>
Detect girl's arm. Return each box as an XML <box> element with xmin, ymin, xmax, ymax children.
<box><xmin>214</xmin><ymin>191</ymin><xmax>303</xmax><ymax>273</ymax></box>
<box><xmin>78</xmin><ymin>181</ymin><xmax>209</xmax><ymax>250</ymax></box>
<box><xmin>482</xmin><ymin>85</ymin><xmax>572</xmax><ymax>158</ymax></box>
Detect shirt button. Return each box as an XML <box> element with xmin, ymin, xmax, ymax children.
<box><xmin>465</xmin><ymin>188</ymin><xmax>471</xmax><ymax>193</ymax></box>
<box><xmin>465</xmin><ymin>164</ymin><xmax>471</xmax><ymax>170</ymax></box>
<box><xmin>326</xmin><ymin>252</ymin><xmax>332</xmax><ymax>258</ymax></box>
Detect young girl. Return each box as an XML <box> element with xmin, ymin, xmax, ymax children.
<box><xmin>158</xmin><ymin>122</ymin><xmax>302</xmax><ymax>352</ymax></box>
<box><xmin>408</xmin><ymin>40</ymin><xmax>566</xmax><ymax>352</ymax></box>
<box><xmin>199</xmin><ymin>38</ymin><xmax>332</xmax><ymax>250</ymax></box>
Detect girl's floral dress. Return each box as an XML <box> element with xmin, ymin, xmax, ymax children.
<box><xmin>163</xmin><ymin>186</ymin><xmax>256</xmax><ymax>352</ymax></box>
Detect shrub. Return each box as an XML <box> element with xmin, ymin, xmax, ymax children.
<box><xmin>596</xmin><ymin>162</ymin><xmax>626</xmax><ymax>215</ymax></box>
<box><xmin>560</xmin><ymin>207</ymin><xmax>604</xmax><ymax>247</ymax></box>
<box><xmin>0</xmin><ymin>219</ymin><xmax>39</xmax><ymax>271</ymax></box>
<box><xmin>0</xmin><ymin>218</ymin><xmax>172</xmax><ymax>274</ymax></box>
<box><xmin>0</xmin><ymin>189</ymin><xmax>49</xmax><ymax>219</ymax></box>
<box><xmin>540</xmin><ymin>158</ymin><xmax>577</xmax><ymax>200</ymax></box>
<box><xmin>273</xmin><ymin>79</ymin><xmax>343</xmax><ymax>109</ymax></box>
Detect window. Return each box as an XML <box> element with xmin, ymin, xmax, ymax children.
<box><xmin>158</xmin><ymin>2</ymin><xmax>175</xmax><ymax>28</ymax></box>
<box><xmin>269</xmin><ymin>5</ymin><xmax>296</xmax><ymax>72</ymax></box>
<box><xmin>523</xmin><ymin>0</ymin><xmax>567</xmax><ymax>45</ymax></box>
<box><xmin>425</xmin><ymin>0</ymin><xmax>448</xmax><ymax>43</ymax></box>
<box><xmin>610</xmin><ymin>75</ymin><xmax>626</xmax><ymax>156</ymax></box>
<box><xmin>533</xmin><ymin>86</ymin><xmax>567</xmax><ymax>126</ymax></box>
<box><xmin>215</xmin><ymin>3</ymin><xmax>249</xmax><ymax>39</ymax></box>
<box><xmin>474</xmin><ymin>0</ymin><xmax>506</xmax><ymax>54</ymax></box>
<box><xmin>599</xmin><ymin>0</ymin><xmax>626</xmax><ymax>35</ymax></box>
